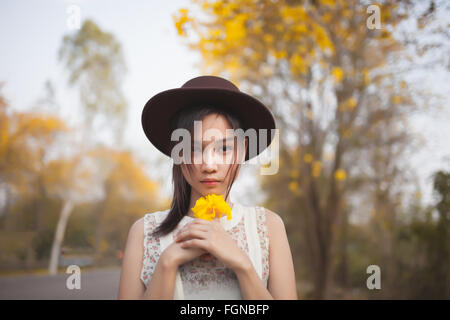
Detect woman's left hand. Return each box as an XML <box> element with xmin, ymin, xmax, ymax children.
<box><xmin>173</xmin><ymin>218</ymin><xmax>252</xmax><ymax>272</ymax></box>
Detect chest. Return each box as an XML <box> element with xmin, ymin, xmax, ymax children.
<box><xmin>174</xmin><ymin>218</ymin><xmax>249</xmax><ymax>299</ymax></box>
<box><xmin>141</xmin><ymin>204</ymin><xmax>270</xmax><ymax>299</ymax></box>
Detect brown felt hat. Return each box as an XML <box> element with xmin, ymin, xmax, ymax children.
<box><xmin>141</xmin><ymin>75</ymin><xmax>276</xmax><ymax>162</ymax></box>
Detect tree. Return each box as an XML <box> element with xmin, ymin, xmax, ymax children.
<box><xmin>0</xmin><ymin>84</ymin><xmax>68</xmax><ymax>232</ymax></box>
<box><xmin>59</xmin><ymin>19</ymin><xmax>128</xmax><ymax>146</ymax></box>
<box><xmin>173</xmin><ymin>0</ymin><xmax>441</xmax><ymax>298</ymax></box>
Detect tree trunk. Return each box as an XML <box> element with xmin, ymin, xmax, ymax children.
<box><xmin>94</xmin><ymin>199</ymin><xmax>106</xmax><ymax>261</ymax></box>
<box><xmin>336</xmin><ymin>210</ymin><xmax>349</xmax><ymax>288</ymax></box>
<box><xmin>2</xmin><ymin>185</ymin><xmax>14</xmax><ymax>231</ymax></box>
<box><xmin>48</xmin><ymin>199</ymin><xmax>74</xmax><ymax>275</ymax></box>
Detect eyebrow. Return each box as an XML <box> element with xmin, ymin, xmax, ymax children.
<box><xmin>193</xmin><ymin>137</ymin><xmax>235</xmax><ymax>145</ymax></box>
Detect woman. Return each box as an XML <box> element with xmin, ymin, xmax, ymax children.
<box><xmin>118</xmin><ymin>75</ymin><xmax>297</xmax><ymax>299</ymax></box>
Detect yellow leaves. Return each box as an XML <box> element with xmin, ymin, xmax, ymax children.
<box><xmin>252</xmin><ymin>21</ymin><xmax>263</xmax><ymax>34</ymax></box>
<box><xmin>288</xmin><ymin>168</ymin><xmax>302</xmax><ymax>196</ymax></box>
<box><xmin>342</xmin><ymin>9</ymin><xmax>352</xmax><ymax>19</ymax></box>
<box><xmin>319</xmin><ymin>0</ymin><xmax>336</xmax><ymax>7</ymax></box>
<box><xmin>347</xmin><ymin>97</ymin><xmax>357</xmax><ymax>108</ymax></box>
<box><xmin>0</xmin><ymin>112</ymin><xmax>68</xmax><ymax>166</ymax></box>
<box><xmin>191</xmin><ymin>194</ymin><xmax>232</xmax><ymax>221</ymax></box>
<box><xmin>260</xmin><ymin>64</ymin><xmax>274</xmax><ymax>77</ymax></box>
<box><xmin>0</xmin><ymin>120</ymin><xmax>9</xmax><ymax>152</ymax></box>
<box><xmin>342</xmin><ymin>128</ymin><xmax>352</xmax><ymax>138</ymax></box>
<box><xmin>212</xmin><ymin>1</ymin><xmax>238</xmax><ymax>17</ymax></box>
<box><xmin>263</xmin><ymin>33</ymin><xmax>274</xmax><ymax>43</ymax></box>
<box><xmin>293</xmin><ymin>24</ymin><xmax>308</xmax><ymax>34</ymax></box>
<box><xmin>392</xmin><ymin>95</ymin><xmax>402</xmax><ymax>104</ymax></box>
<box><xmin>322</xmin><ymin>12</ymin><xmax>333</xmax><ymax>23</ymax></box>
<box><xmin>332</xmin><ymin>66</ymin><xmax>344</xmax><ymax>83</ymax></box>
<box><xmin>313</xmin><ymin>25</ymin><xmax>334</xmax><ymax>53</ymax></box>
<box><xmin>289</xmin><ymin>169</ymin><xmax>300</xmax><ymax>179</ymax></box>
<box><xmin>380</xmin><ymin>6</ymin><xmax>392</xmax><ymax>24</ymax></box>
<box><xmin>379</xmin><ymin>29</ymin><xmax>392</xmax><ymax>39</ymax></box>
<box><xmin>274</xmin><ymin>50</ymin><xmax>288</xmax><ymax>59</ymax></box>
<box><xmin>31</xmin><ymin>116</ymin><xmax>67</xmax><ymax>134</ymax></box>
<box><xmin>173</xmin><ymin>8</ymin><xmax>193</xmax><ymax>37</ymax></box>
<box><xmin>208</xmin><ymin>28</ymin><xmax>222</xmax><ymax>39</ymax></box>
<box><xmin>304</xmin><ymin>153</ymin><xmax>313</xmax><ymax>163</ymax></box>
<box><xmin>339</xmin><ymin>97</ymin><xmax>357</xmax><ymax>111</ymax></box>
<box><xmin>288</xmin><ymin>181</ymin><xmax>301</xmax><ymax>195</ymax></box>
<box><xmin>290</xmin><ymin>53</ymin><xmax>307</xmax><ymax>74</ymax></box>
<box><xmin>224</xmin><ymin>13</ymin><xmax>247</xmax><ymax>43</ymax></box>
<box><xmin>281</xmin><ymin>5</ymin><xmax>307</xmax><ymax>22</ymax></box>
<box><xmin>225</xmin><ymin>56</ymin><xmax>241</xmax><ymax>76</ymax></box>
<box><xmin>362</xmin><ymin>68</ymin><xmax>371</xmax><ymax>85</ymax></box>
<box><xmin>334</xmin><ymin>169</ymin><xmax>347</xmax><ymax>181</ymax></box>
<box><xmin>312</xmin><ymin>161</ymin><xmax>322</xmax><ymax>178</ymax></box>
<box><xmin>275</xmin><ymin>23</ymin><xmax>284</xmax><ymax>32</ymax></box>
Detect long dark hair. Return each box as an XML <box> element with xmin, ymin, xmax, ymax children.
<box><xmin>151</xmin><ymin>104</ymin><xmax>247</xmax><ymax>238</ymax></box>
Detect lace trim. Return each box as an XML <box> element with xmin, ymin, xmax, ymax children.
<box><xmin>255</xmin><ymin>206</ymin><xmax>270</xmax><ymax>285</ymax></box>
<box><xmin>140</xmin><ymin>213</ymin><xmax>160</xmax><ymax>287</ymax></box>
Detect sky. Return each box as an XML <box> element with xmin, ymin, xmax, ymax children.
<box><xmin>0</xmin><ymin>0</ymin><xmax>449</xmax><ymax>213</ymax></box>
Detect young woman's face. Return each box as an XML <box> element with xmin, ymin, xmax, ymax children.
<box><xmin>181</xmin><ymin>113</ymin><xmax>247</xmax><ymax>197</ymax></box>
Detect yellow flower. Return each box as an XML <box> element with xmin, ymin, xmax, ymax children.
<box><xmin>191</xmin><ymin>194</ymin><xmax>232</xmax><ymax>221</ymax></box>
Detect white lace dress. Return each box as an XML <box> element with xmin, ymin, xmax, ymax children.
<box><xmin>140</xmin><ymin>202</ymin><xmax>270</xmax><ymax>299</ymax></box>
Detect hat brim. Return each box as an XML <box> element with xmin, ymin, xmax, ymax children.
<box><xmin>142</xmin><ymin>88</ymin><xmax>276</xmax><ymax>162</ymax></box>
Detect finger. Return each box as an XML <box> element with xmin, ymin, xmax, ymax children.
<box><xmin>175</xmin><ymin>228</ymin><xmax>208</xmax><ymax>242</ymax></box>
<box><xmin>175</xmin><ymin>224</ymin><xmax>209</xmax><ymax>237</ymax></box>
<box><xmin>180</xmin><ymin>238</ymin><xmax>208</xmax><ymax>250</ymax></box>
<box><xmin>190</xmin><ymin>219</ymin><xmax>211</xmax><ymax>226</ymax></box>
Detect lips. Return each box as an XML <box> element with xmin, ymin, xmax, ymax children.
<box><xmin>201</xmin><ymin>179</ymin><xmax>220</xmax><ymax>187</ymax></box>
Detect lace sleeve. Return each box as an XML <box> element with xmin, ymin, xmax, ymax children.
<box><xmin>140</xmin><ymin>213</ymin><xmax>161</xmax><ymax>287</ymax></box>
<box><xmin>255</xmin><ymin>206</ymin><xmax>270</xmax><ymax>284</ymax></box>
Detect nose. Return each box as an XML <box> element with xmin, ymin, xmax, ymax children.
<box><xmin>201</xmin><ymin>145</ymin><xmax>218</xmax><ymax>171</ymax></box>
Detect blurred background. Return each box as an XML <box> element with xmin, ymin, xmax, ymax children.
<box><xmin>0</xmin><ymin>0</ymin><xmax>449</xmax><ymax>299</ymax></box>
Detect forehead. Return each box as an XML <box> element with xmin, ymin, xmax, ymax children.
<box><xmin>192</xmin><ymin>113</ymin><xmax>235</xmax><ymax>143</ymax></box>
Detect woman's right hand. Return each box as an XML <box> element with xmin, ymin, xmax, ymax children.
<box><xmin>160</xmin><ymin>239</ymin><xmax>208</xmax><ymax>268</ymax></box>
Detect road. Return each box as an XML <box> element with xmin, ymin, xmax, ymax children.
<box><xmin>0</xmin><ymin>266</ymin><xmax>121</xmax><ymax>300</ymax></box>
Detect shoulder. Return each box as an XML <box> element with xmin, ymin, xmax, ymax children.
<box><xmin>261</xmin><ymin>207</ymin><xmax>284</xmax><ymax>228</ymax></box>
<box><xmin>128</xmin><ymin>216</ymin><xmax>145</xmax><ymax>241</ymax></box>
<box><xmin>260</xmin><ymin>207</ymin><xmax>286</xmax><ymax>237</ymax></box>
<box><xmin>128</xmin><ymin>212</ymin><xmax>160</xmax><ymax>238</ymax></box>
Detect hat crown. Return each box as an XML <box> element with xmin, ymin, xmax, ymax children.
<box><xmin>181</xmin><ymin>75</ymin><xmax>239</xmax><ymax>92</ymax></box>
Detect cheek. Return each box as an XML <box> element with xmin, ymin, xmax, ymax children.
<box><xmin>220</xmin><ymin>165</ymin><xmax>232</xmax><ymax>182</ymax></box>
